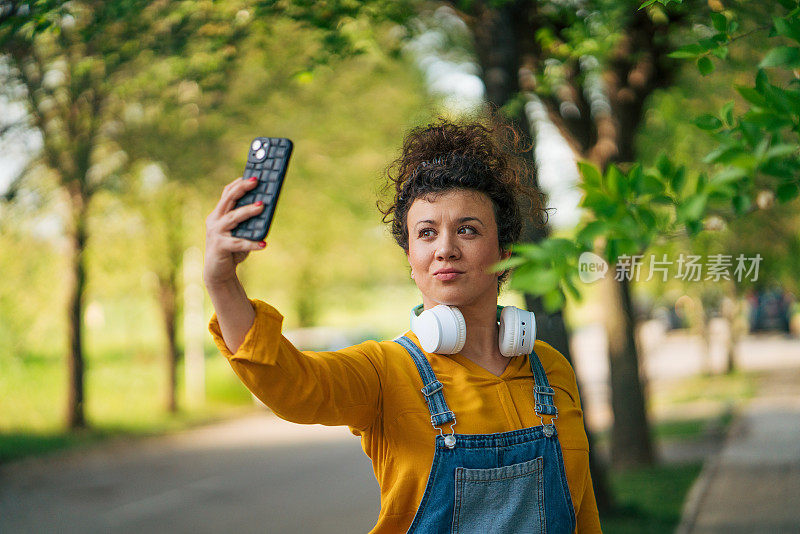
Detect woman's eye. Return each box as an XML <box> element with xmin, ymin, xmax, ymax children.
<box><xmin>458</xmin><ymin>226</ymin><xmax>477</xmax><ymax>235</ymax></box>
<box><xmin>419</xmin><ymin>228</ymin><xmax>435</xmax><ymax>238</ymax></box>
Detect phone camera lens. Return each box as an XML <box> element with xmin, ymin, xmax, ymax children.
<box><xmin>255</xmin><ymin>148</ymin><xmax>266</xmax><ymax>160</ymax></box>
<box><xmin>251</xmin><ymin>139</ymin><xmax>262</xmax><ymax>151</ymax></box>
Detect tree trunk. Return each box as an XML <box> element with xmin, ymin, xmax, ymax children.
<box><xmin>721</xmin><ymin>294</ymin><xmax>742</xmax><ymax>375</ymax></box>
<box><xmin>66</xmin><ymin>183</ymin><xmax>88</xmax><ymax>430</ymax></box>
<box><xmin>604</xmin><ymin>273</ymin><xmax>654</xmax><ymax>468</ymax></box>
<box><xmin>158</xmin><ymin>277</ymin><xmax>179</xmax><ymax>413</ymax></box>
<box><xmin>468</xmin><ymin>0</ymin><xmax>616</xmax><ymax>511</ymax></box>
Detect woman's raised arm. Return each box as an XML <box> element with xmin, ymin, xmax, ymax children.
<box><xmin>203</xmin><ymin>175</ymin><xmax>266</xmax><ymax>353</ymax></box>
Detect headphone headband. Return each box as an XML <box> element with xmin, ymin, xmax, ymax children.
<box><xmin>411</xmin><ymin>303</ymin><xmax>504</xmax><ymax>322</ymax></box>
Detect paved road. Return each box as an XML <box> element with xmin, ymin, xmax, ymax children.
<box><xmin>1</xmin><ymin>322</ymin><xmax>797</xmax><ymax>533</ymax></box>
<box><xmin>679</xmin><ymin>367</ymin><xmax>800</xmax><ymax>534</ymax></box>
<box><xmin>0</xmin><ymin>416</ymin><xmax>380</xmax><ymax>533</ymax></box>
<box><xmin>570</xmin><ymin>319</ymin><xmax>800</xmax><ymax>431</ymax></box>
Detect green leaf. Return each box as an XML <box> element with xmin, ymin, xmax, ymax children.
<box><xmin>695</xmin><ymin>114</ymin><xmax>722</xmax><ymax>130</ymax></box>
<box><xmin>742</xmin><ymin>109</ymin><xmax>793</xmax><ymax>130</ymax></box>
<box><xmin>515</xmin><ymin>244</ymin><xmax>549</xmax><ymax>262</ymax></box>
<box><xmin>542</xmin><ymin>289</ymin><xmax>565</xmax><ymax>313</ymax></box>
<box><xmin>628</xmin><ymin>163</ymin><xmax>643</xmax><ymax>191</ymax></box>
<box><xmin>754</xmin><ymin>137</ymin><xmax>770</xmax><ymax>160</ymax></box>
<box><xmin>491</xmin><ymin>256</ymin><xmax>528</xmax><ymax>272</ymax></box>
<box><xmin>697</xmin><ymin>56</ymin><xmax>714</xmax><ymax>75</ymax></box>
<box><xmin>732</xmin><ymin>194</ymin><xmax>751</xmax><ymax>214</ymax></box>
<box><xmin>721</xmin><ymin>100</ymin><xmax>735</xmax><ymax>126</ymax></box>
<box><xmin>704</xmin><ymin>144</ymin><xmax>754</xmax><ymax>166</ymax></box>
<box><xmin>708</xmin><ymin>190</ymin><xmax>733</xmax><ymax>203</ymax></box>
<box><xmin>783</xmin><ymin>88</ymin><xmax>800</xmax><ymax>114</ymax></box>
<box><xmin>776</xmin><ymin>182</ymin><xmax>800</xmax><ymax>202</ymax></box>
<box><xmin>755</xmin><ymin>69</ymin><xmax>769</xmax><ymax>93</ymax></box>
<box><xmin>604</xmin><ymin>164</ymin><xmax>624</xmax><ymax>199</ymax></box>
<box><xmin>581</xmin><ymin>191</ymin><xmax>617</xmax><ymax>218</ymax></box>
<box><xmin>698</xmin><ymin>38</ymin><xmax>718</xmax><ymax>51</ymax></box>
<box><xmin>760</xmin><ymin>46</ymin><xmax>800</xmax><ymax>68</ymax></box>
<box><xmin>710</xmin><ymin>13</ymin><xmax>728</xmax><ymax>33</ymax></box>
<box><xmin>545</xmin><ymin>238</ymin><xmax>577</xmax><ymax>259</ymax></box>
<box><xmin>668</xmin><ymin>43</ymin><xmax>704</xmax><ymax>59</ymax></box>
<box><xmin>677</xmin><ymin>193</ymin><xmax>707</xmax><ymax>221</ymax></box>
<box><xmin>651</xmin><ymin>194</ymin><xmax>674</xmax><ymax>205</ymax></box>
<box><xmin>711</xmin><ymin>33</ymin><xmax>728</xmax><ymax>45</ymax></box>
<box><xmin>577</xmin><ymin>220</ymin><xmax>609</xmax><ymax>248</ymax></box>
<box><xmin>656</xmin><ymin>152</ymin><xmax>672</xmax><ymax>177</ymax></box>
<box><xmin>736</xmin><ymin>86</ymin><xmax>768</xmax><ymax>107</ymax></box>
<box><xmin>616</xmin><ymin>213</ymin><xmax>640</xmax><ymax>236</ymax></box>
<box><xmin>605</xmin><ymin>238</ymin><xmax>640</xmax><ymax>263</ymax></box>
<box><xmin>671</xmin><ymin>167</ymin><xmax>687</xmax><ymax>195</ymax></box>
<box><xmin>510</xmin><ymin>266</ymin><xmax>559</xmax><ymax>294</ymax></box>
<box><xmin>637</xmin><ymin>206</ymin><xmax>657</xmax><ymax>229</ymax></box>
<box><xmin>562</xmin><ymin>276</ymin><xmax>582</xmax><ymax>302</ymax></box>
<box><xmin>774</xmin><ymin>15</ymin><xmax>800</xmax><ymax>44</ymax></box>
<box><xmin>710</xmin><ymin>47</ymin><xmax>729</xmax><ymax>60</ymax></box>
<box><xmin>711</xmin><ymin>167</ymin><xmax>747</xmax><ymax>186</ymax></box>
<box><xmin>686</xmin><ymin>219</ymin><xmax>703</xmax><ymax>236</ymax></box>
<box><xmin>639</xmin><ymin>174</ymin><xmax>664</xmax><ymax>195</ymax></box>
<box><xmin>577</xmin><ymin>161</ymin><xmax>602</xmax><ymax>189</ymax></box>
<box><xmin>740</xmin><ymin>120</ymin><xmax>766</xmax><ymax>148</ymax></box>
<box><xmin>764</xmin><ymin>144</ymin><xmax>798</xmax><ymax>161</ymax></box>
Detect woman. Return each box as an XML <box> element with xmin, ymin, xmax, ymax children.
<box><xmin>203</xmin><ymin>116</ymin><xmax>602</xmax><ymax>533</ymax></box>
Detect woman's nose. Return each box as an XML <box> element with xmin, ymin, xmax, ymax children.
<box><xmin>435</xmin><ymin>234</ymin><xmax>460</xmax><ymax>260</ymax></box>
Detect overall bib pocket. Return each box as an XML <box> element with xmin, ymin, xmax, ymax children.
<box><xmin>451</xmin><ymin>456</ymin><xmax>545</xmax><ymax>534</ymax></box>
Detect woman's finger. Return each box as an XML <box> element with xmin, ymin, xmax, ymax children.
<box><xmin>210</xmin><ymin>176</ymin><xmax>258</xmax><ymax>220</ymax></box>
<box><xmin>219</xmin><ymin>200</ymin><xmax>265</xmax><ymax>232</ymax></box>
<box><xmin>220</xmin><ymin>234</ymin><xmax>267</xmax><ymax>252</ymax></box>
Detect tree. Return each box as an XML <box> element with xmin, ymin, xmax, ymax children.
<box><xmin>498</xmin><ymin>0</ymin><xmax>800</xmax><ymax>470</ymax></box>
<box><xmin>0</xmin><ymin>0</ymin><xmax>248</xmax><ymax>427</ymax></box>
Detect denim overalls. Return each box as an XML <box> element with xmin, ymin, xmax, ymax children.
<box><xmin>393</xmin><ymin>336</ymin><xmax>577</xmax><ymax>534</ymax></box>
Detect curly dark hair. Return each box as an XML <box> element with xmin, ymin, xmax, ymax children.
<box><xmin>377</xmin><ymin>112</ymin><xmax>548</xmax><ymax>287</ymax></box>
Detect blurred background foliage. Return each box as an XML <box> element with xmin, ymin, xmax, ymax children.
<box><xmin>0</xmin><ymin>1</ymin><xmax>798</xmax><ymax>528</ymax></box>
<box><xmin>0</xmin><ymin>0</ymin><xmax>795</xmax><ymax>436</ymax></box>
<box><xmin>0</xmin><ymin>4</ymin><xmax>441</xmax><ymax>438</ymax></box>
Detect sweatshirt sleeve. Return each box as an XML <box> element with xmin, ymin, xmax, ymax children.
<box><xmin>208</xmin><ymin>299</ymin><xmax>383</xmax><ymax>432</ymax></box>
<box><xmin>575</xmin><ymin>462</ymin><xmax>602</xmax><ymax>532</ymax></box>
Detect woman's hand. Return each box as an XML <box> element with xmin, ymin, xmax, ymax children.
<box><xmin>203</xmin><ymin>176</ymin><xmax>266</xmax><ymax>288</ymax></box>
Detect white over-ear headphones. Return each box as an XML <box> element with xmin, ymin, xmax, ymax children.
<box><xmin>409</xmin><ymin>304</ymin><xmax>536</xmax><ymax>357</ymax></box>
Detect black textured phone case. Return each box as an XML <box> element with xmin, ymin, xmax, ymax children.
<box><xmin>231</xmin><ymin>137</ymin><xmax>293</xmax><ymax>241</ymax></box>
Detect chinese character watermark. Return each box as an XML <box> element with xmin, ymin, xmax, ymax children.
<box><xmin>578</xmin><ymin>253</ymin><xmax>761</xmax><ymax>284</ymax></box>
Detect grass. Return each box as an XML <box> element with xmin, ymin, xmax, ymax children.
<box><xmin>0</xmin><ymin>341</ymin><xmax>257</xmax><ymax>463</ymax></box>
<box><xmin>593</xmin><ymin>369</ymin><xmax>756</xmax><ymax>533</ymax></box>
<box><xmin>601</xmin><ymin>462</ymin><xmax>704</xmax><ymax>533</ymax></box>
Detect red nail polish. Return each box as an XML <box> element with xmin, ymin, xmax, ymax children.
<box><xmin>255</xmin><ymin>201</ymin><xmax>263</xmax><ymax>206</ymax></box>
<box><xmin>258</xmin><ymin>241</ymin><xmax>266</xmax><ymax>248</ymax></box>
<box><xmin>249</xmin><ymin>176</ymin><xmax>258</xmax><ymax>181</ymax></box>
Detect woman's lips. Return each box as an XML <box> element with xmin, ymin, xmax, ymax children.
<box><xmin>434</xmin><ymin>272</ymin><xmax>463</xmax><ymax>281</ymax></box>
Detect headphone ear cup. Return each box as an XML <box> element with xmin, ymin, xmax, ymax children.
<box><xmin>499</xmin><ymin>306</ymin><xmax>536</xmax><ymax>357</ymax></box>
<box><xmin>446</xmin><ymin>306</ymin><xmax>467</xmax><ymax>353</ymax></box>
<box><xmin>499</xmin><ymin>306</ymin><xmax>519</xmax><ymax>357</ymax></box>
<box><xmin>411</xmin><ymin>305</ymin><xmax>466</xmax><ymax>354</ymax></box>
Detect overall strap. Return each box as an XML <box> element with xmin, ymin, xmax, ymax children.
<box><xmin>393</xmin><ymin>336</ymin><xmax>456</xmax><ymax>430</ymax></box>
<box><xmin>529</xmin><ymin>348</ymin><xmax>559</xmax><ymax>424</ymax></box>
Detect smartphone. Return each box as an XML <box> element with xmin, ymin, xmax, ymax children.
<box><xmin>231</xmin><ymin>137</ymin><xmax>293</xmax><ymax>241</ymax></box>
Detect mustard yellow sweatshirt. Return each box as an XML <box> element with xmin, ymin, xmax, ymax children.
<box><xmin>209</xmin><ymin>299</ymin><xmax>602</xmax><ymax>533</ymax></box>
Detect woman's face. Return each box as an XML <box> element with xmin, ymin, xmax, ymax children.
<box><xmin>406</xmin><ymin>189</ymin><xmax>511</xmax><ymax>309</ymax></box>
